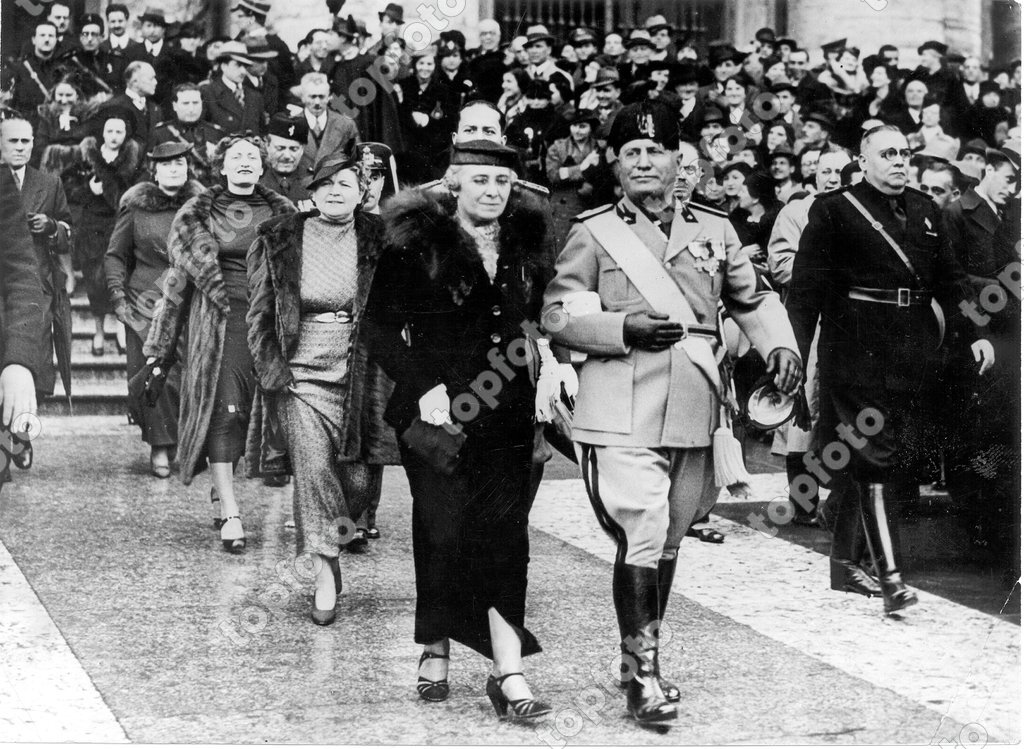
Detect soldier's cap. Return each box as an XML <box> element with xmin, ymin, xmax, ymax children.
<box><xmin>754</xmin><ymin>27</ymin><xmax>777</xmax><ymax>44</ymax></box>
<box><xmin>304</xmin><ymin>155</ymin><xmax>360</xmax><ymax>190</ymax></box>
<box><xmin>148</xmin><ymin>141</ymin><xmax>192</xmax><ymax>161</ymax></box>
<box><xmin>607</xmin><ymin>101</ymin><xmax>679</xmax><ymax>153</ymax></box>
<box><xmin>140</xmin><ymin>9</ymin><xmax>168</xmax><ymax>26</ymax></box>
<box><xmin>820</xmin><ymin>38</ymin><xmax>847</xmax><ymax>54</ymax></box>
<box><xmin>644</xmin><ymin>15</ymin><xmax>674</xmax><ymax>34</ymax></box>
<box><xmin>625</xmin><ymin>30</ymin><xmax>657</xmax><ymax>50</ymax></box>
<box><xmin>267</xmin><ymin>113</ymin><xmax>308</xmax><ymax>143</ymax></box>
<box><xmin>961</xmin><ymin>138</ymin><xmax>989</xmax><ymax>157</ymax></box>
<box><xmin>592</xmin><ymin>67</ymin><xmax>621</xmax><ymax>89</ymax></box>
<box><xmin>358</xmin><ymin>142</ymin><xmax>393</xmax><ymax>171</ymax></box>
<box><xmin>804</xmin><ymin>109</ymin><xmax>837</xmax><ymax>130</ymax></box>
<box><xmin>917</xmin><ymin>40</ymin><xmax>948</xmax><ymax>57</ymax></box>
<box><xmin>233</xmin><ymin>0</ymin><xmax>271</xmax><ymax>15</ymax></box>
<box><xmin>569</xmin><ymin>28</ymin><xmax>598</xmax><ymax>45</ymax></box>
<box><xmin>215</xmin><ymin>40</ymin><xmax>256</xmax><ymax>65</ymax></box>
<box><xmin>79</xmin><ymin>13</ymin><xmax>105</xmax><ymax>32</ymax></box>
<box><xmin>450</xmin><ymin>139</ymin><xmax>518</xmax><ymax>168</ymax></box>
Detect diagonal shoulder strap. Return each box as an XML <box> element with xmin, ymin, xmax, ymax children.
<box><xmin>843</xmin><ymin>191</ymin><xmax>922</xmax><ymax>284</ymax></box>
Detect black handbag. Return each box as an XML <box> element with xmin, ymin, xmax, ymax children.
<box><xmin>400</xmin><ymin>418</ymin><xmax>467</xmax><ymax>476</ymax></box>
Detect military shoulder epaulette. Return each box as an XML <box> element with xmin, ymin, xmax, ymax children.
<box><xmin>573</xmin><ymin>204</ymin><xmax>614</xmax><ymax>222</ymax></box>
<box><xmin>517</xmin><ymin>179</ymin><xmax>550</xmax><ymax>196</ymax></box>
<box><xmin>689</xmin><ymin>202</ymin><xmax>728</xmax><ymax>218</ymax></box>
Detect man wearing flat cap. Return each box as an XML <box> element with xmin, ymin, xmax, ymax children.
<box><xmin>202</xmin><ymin>41</ymin><xmax>266</xmax><ymax>135</ymax></box>
<box><xmin>941</xmin><ymin>144</ymin><xmax>1020</xmax><ymax>572</ymax></box>
<box><xmin>542</xmin><ymin>101</ymin><xmax>801</xmax><ymax>724</ymax></box>
<box><xmin>260</xmin><ymin>114</ymin><xmax>313</xmax><ymax>206</ymax></box>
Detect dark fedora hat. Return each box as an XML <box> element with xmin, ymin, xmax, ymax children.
<box><xmin>379</xmin><ymin>2</ymin><xmax>404</xmax><ymax>24</ymax></box>
<box><xmin>805</xmin><ymin>108</ymin><xmax>837</xmax><ymax>130</ymax></box>
<box><xmin>147</xmin><ymin>141</ymin><xmax>192</xmax><ymax>161</ymax></box>
<box><xmin>591</xmin><ymin>67</ymin><xmax>621</xmax><ymax>89</ymax></box>
<box><xmin>570</xmin><ymin>109</ymin><xmax>601</xmax><ymax>128</ymax></box>
<box><xmin>917</xmin><ymin>40</ymin><xmax>949</xmax><ymax>57</ymax></box>
<box><xmin>140</xmin><ymin>9</ymin><xmax>168</xmax><ymax>26</ymax></box>
<box><xmin>525</xmin><ymin>30</ymin><xmax>557</xmax><ymax>47</ymax></box>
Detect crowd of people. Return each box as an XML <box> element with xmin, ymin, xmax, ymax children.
<box><xmin>0</xmin><ymin>0</ymin><xmax>1020</xmax><ymax>729</ymax></box>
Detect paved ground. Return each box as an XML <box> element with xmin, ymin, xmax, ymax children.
<box><xmin>0</xmin><ymin>417</ymin><xmax>1019</xmax><ymax>744</ymax></box>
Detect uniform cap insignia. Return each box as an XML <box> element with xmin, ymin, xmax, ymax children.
<box><xmin>637</xmin><ymin>112</ymin><xmax>655</xmax><ymax>138</ymax></box>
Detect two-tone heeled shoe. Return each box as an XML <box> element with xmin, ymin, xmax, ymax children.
<box><xmin>417</xmin><ymin>651</ymin><xmax>450</xmax><ymax>702</ymax></box>
<box><xmin>485</xmin><ymin>672</ymin><xmax>552</xmax><ymax>722</ymax></box>
<box><xmin>220</xmin><ymin>516</ymin><xmax>245</xmax><ymax>552</ymax></box>
<box><xmin>311</xmin><ymin>556</ymin><xmax>342</xmax><ymax>626</ymax></box>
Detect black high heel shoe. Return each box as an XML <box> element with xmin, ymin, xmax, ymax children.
<box><xmin>220</xmin><ymin>516</ymin><xmax>245</xmax><ymax>552</ymax></box>
<box><xmin>485</xmin><ymin>672</ymin><xmax>552</xmax><ymax>722</ymax></box>
<box><xmin>311</xmin><ymin>556</ymin><xmax>342</xmax><ymax>626</ymax></box>
<box><xmin>416</xmin><ymin>651</ymin><xmax>450</xmax><ymax>702</ymax></box>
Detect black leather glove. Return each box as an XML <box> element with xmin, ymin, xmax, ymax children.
<box><xmin>623</xmin><ymin>311</ymin><xmax>686</xmax><ymax>351</ymax></box>
<box><xmin>400</xmin><ymin>418</ymin><xmax>467</xmax><ymax>476</ymax></box>
<box><xmin>142</xmin><ymin>357</ymin><xmax>172</xmax><ymax>407</ymax></box>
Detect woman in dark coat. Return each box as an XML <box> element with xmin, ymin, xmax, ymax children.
<box><xmin>67</xmin><ymin>107</ymin><xmax>142</xmax><ymax>357</ymax></box>
<box><xmin>245</xmin><ymin>155</ymin><xmax>399</xmax><ymax>624</ymax></box>
<box><xmin>105</xmin><ymin>142</ymin><xmax>204</xmax><ymax>478</ymax></box>
<box><xmin>398</xmin><ymin>51</ymin><xmax>456</xmax><ymax>184</ymax></box>
<box><xmin>366</xmin><ymin>140</ymin><xmax>553</xmax><ymax>719</ymax></box>
<box><xmin>143</xmin><ymin>134</ymin><xmax>295</xmax><ymax>551</ymax></box>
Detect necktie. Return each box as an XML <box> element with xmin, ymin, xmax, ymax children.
<box><xmin>234</xmin><ymin>85</ymin><xmax>245</xmax><ymax>108</ymax></box>
<box><xmin>12</xmin><ymin>169</ymin><xmax>21</xmax><ymax>191</ymax></box>
<box><xmin>888</xmin><ymin>197</ymin><xmax>907</xmax><ymax>232</ymax></box>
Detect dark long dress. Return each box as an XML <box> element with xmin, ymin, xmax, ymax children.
<box><xmin>367</xmin><ymin>188</ymin><xmax>553</xmax><ymax>659</ymax></box>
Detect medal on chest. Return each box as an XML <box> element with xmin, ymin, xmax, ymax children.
<box><xmin>687</xmin><ymin>237</ymin><xmax>726</xmax><ymax>276</ymax></box>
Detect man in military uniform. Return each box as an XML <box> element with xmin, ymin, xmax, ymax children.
<box><xmin>787</xmin><ymin>125</ymin><xmax>994</xmax><ymax>615</ymax></box>
<box><xmin>543</xmin><ymin>102</ymin><xmax>802</xmax><ymax>724</ymax></box>
<box><xmin>4</xmin><ymin>22</ymin><xmax>61</xmax><ymax>127</ymax></box>
<box><xmin>259</xmin><ymin>114</ymin><xmax>312</xmax><ymax>206</ymax></box>
<box><xmin>152</xmin><ymin>83</ymin><xmax>225</xmax><ymax>187</ymax></box>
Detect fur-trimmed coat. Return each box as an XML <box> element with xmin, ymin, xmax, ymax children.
<box><xmin>366</xmin><ymin>186</ymin><xmax>555</xmax><ymax>435</ymax></box>
<box><xmin>143</xmin><ymin>184</ymin><xmax>296</xmax><ymax>484</ymax></box>
<box><xmin>243</xmin><ymin>210</ymin><xmax>401</xmax><ymax>477</ymax></box>
<box><xmin>66</xmin><ymin>136</ymin><xmax>142</xmax><ymax>225</ymax></box>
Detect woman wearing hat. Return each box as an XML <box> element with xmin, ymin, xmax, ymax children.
<box><xmin>726</xmin><ymin>166</ymin><xmax>782</xmax><ymax>266</ymax></box>
<box><xmin>142</xmin><ymin>134</ymin><xmax>294</xmax><ymax>550</ymax></box>
<box><xmin>66</xmin><ymin>107</ymin><xmax>143</xmax><ymax>357</ymax></box>
<box><xmin>245</xmin><ymin>155</ymin><xmax>399</xmax><ymax>623</ymax></box>
<box><xmin>105</xmin><ymin>142</ymin><xmax>204</xmax><ymax>477</ymax></box>
<box><xmin>366</xmin><ymin>139</ymin><xmax>554</xmax><ymax>719</ymax></box>
<box><xmin>847</xmin><ymin>55</ymin><xmax>902</xmax><ymax>140</ymax></box>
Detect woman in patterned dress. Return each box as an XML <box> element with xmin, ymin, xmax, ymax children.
<box><xmin>245</xmin><ymin>155</ymin><xmax>399</xmax><ymax>624</ymax></box>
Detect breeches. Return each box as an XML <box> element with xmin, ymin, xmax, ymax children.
<box><xmin>578</xmin><ymin>444</ymin><xmax>716</xmax><ymax>568</ymax></box>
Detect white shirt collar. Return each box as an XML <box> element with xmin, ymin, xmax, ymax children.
<box><xmin>10</xmin><ymin>165</ymin><xmax>26</xmax><ymax>180</ymax></box>
<box><xmin>126</xmin><ymin>89</ymin><xmax>146</xmax><ymax>108</ymax></box>
<box><xmin>146</xmin><ymin>39</ymin><xmax>162</xmax><ymax>55</ymax></box>
<box><xmin>221</xmin><ymin>76</ymin><xmax>238</xmax><ymax>92</ymax></box>
<box><xmin>306</xmin><ymin>111</ymin><xmax>327</xmax><ymax>129</ymax></box>
<box><xmin>108</xmin><ymin>34</ymin><xmax>126</xmax><ymax>49</ymax></box>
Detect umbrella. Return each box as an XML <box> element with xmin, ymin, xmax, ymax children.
<box><xmin>47</xmin><ymin>250</ymin><xmax>73</xmax><ymax>412</ymax></box>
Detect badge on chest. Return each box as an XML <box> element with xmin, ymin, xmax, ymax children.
<box><xmin>687</xmin><ymin>237</ymin><xmax>726</xmax><ymax>276</ymax></box>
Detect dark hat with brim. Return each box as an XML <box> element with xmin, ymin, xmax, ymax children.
<box><xmin>644</xmin><ymin>15</ymin><xmax>674</xmax><ymax>34</ymax></box>
<box><xmin>722</xmin><ymin>160</ymin><xmax>754</xmax><ymax>178</ymax></box>
<box><xmin>820</xmin><ymin>38</ymin><xmax>847</xmax><ymax>54</ymax></box>
<box><xmin>625</xmin><ymin>30</ymin><xmax>656</xmax><ymax>50</ymax></box>
<box><xmin>304</xmin><ymin>155</ymin><xmax>361</xmax><ymax>190</ymax></box>
<box><xmin>755</xmin><ymin>27</ymin><xmax>777</xmax><ymax>44</ymax></box>
<box><xmin>768</xmin><ymin>146</ymin><xmax>799</xmax><ymax>165</ymax></box>
<box><xmin>988</xmin><ymin>142</ymin><xmax>1021</xmax><ymax>173</ymax></box>
<box><xmin>215</xmin><ymin>40</ymin><xmax>256</xmax><ymax>65</ymax></box>
<box><xmin>245</xmin><ymin>38</ymin><xmax>279</xmax><ymax>59</ymax></box>
<box><xmin>979</xmin><ymin>80</ymin><xmax>1002</xmax><ymax>97</ymax></box>
<box><xmin>805</xmin><ymin>109</ymin><xmax>837</xmax><ymax>130</ymax></box>
<box><xmin>450</xmin><ymin>139</ymin><xmax>518</xmax><ymax>168</ymax></box>
<box><xmin>962</xmin><ymin>138</ymin><xmax>989</xmax><ymax>157</ymax></box>
<box><xmin>268</xmin><ymin>113</ymin><xmax>309</xmax><ymax>143</ymax></box>
<box><xmin>570</xmin><ymin>109</ymin><xmax>601</xmax><ymax>128</ymax></box>
<box><xmin>570</xmin><ymin>28</ymin><xmax>598</xmax><ymax>46</ymax></box>
<box><xmin>379</xmin><ymin>2</ymin><xmax>404</xmax><ymax>24</ymax></box>
<box><xmin>709</xmin><ymin>46</ymin><xmax>745</xmax><ymax>67</ymax></box>
<box><xmin>140</xmin><ymin>10</ymin><xmax>168</xmax><ymax>26</ymax></box>
<box><xmin>776</xmin><ymin>38</ymin><xmax>797</xmax><ymax>50</ymax></box>
<box><xmin>525</xmin><ymin>32</ymin><xmax>557</xmax><ymax>47</ymax></box>
<box><xmin>701</xmin><ymin>107</ymin><xmax>725</xmax><ymax>125</ymax></box>
<box><xmin>607</xmin><ymin>101</ymin><xmax>679</xmax><ymax>153</ymax></box>
<box><xmin>917</xmin><ymin>40</ymin><xmax>949</xmax><ymax>56</ymax></box>
<box><xmin>592</xmin><ymin>68</ymin><xmax>621</xmax><ymax>89</ymax></box>
<box><xmin>233</xmin><ymin>0</ymin><xmax>271</xmax><ymax>16</ymax></box>
<box><xmin>148</xmin><ymin>141</ymin><xmax>192</xmax><ymax>161</ymax></box>
<box><xmin>769</xmin><ymin>81</ymin><xmax>797</xmax><ymax>95</ymax></box>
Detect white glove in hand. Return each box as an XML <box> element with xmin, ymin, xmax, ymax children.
<box><xmin>418</xmin><ymin>383</ymin><xmax>451</xmax><ymax>425</ymax></box>
<box><xmin>559</xmin><ymin>363</ymin><xmax>579</xmax><ymax>399</ymax></box>
<box><xmin>535</xmin><ymin>339</ymin><xmax>560</xmax><ymax>422</ymax></box>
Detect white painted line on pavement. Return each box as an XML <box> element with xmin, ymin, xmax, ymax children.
<box><xmin>532</xmin><ymin>478</ymin><xmax>1021</xmax><ymax>744</ymax></box>
<box><xmin>0</xmin><ymin>540</ymin><xmax>129</xmax><ymax>742</ymax></box>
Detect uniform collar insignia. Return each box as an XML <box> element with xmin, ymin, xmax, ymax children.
<box><xmin>616</xmin><ymin>202</ymin><xmax>637</xmax><ymax>224</ymax></box>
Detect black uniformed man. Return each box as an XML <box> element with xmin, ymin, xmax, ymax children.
<box><xmin>787</xmin><ymin>125</ymin><xmax>995</xmax><ymax>615</ymax></box>
<box><xmin>152</xmin><ymin>84</ymin><xmax>225</xmax><ymax>187</ymax></box>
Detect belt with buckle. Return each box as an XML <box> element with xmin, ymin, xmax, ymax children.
<box><xmin>848</xmin><ymin>287</ymin><xmax>932</xmax><ymax>307</ymax></box>
<box><xmin>303</xmin><ymin>310</ymin><xmax>353</xmax><ymax>323</ymax></box>
<box><xmin>679</xmin><ymin>323</ymin><xmax>719</xmax><ymax>339</ymax></box>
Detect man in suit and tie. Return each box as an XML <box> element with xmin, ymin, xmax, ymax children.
<box><xmin>202</xmin><ymin>41</ymin><xmax>266</xmax><ymax>136</ymax></box>
<box><xmin>300</xmin><ymin>72</ymin><xmax>359</xmax><ymax>166</ymax></box>
<box><xmin>543</xmin><ymin>101</ymin><xmax>802</xmax><ymax>725</ymax></box>
<box><xmin>103</xmin><ymin>61</ymin><xmax>162</xmax><ymax>150</ymax></box>
<box><xmin>136</xmin><ymin>10</ymin><xmax>176</xmax><ymax>108</ymax></box>
<box><xmin>0</xmin><ymin>116</ymin><xmax>73</xmax><ymax>402</ymax></box>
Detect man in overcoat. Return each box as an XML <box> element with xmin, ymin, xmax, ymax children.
<box><xmin>543</xmin><ymin>101</ymin><xmax>802</xmax><ymax>724</ymax></box>
<box><xmin>787</xmin><ymin>125</ymin><xmax>994</xmax><ymax>615</ymax></box>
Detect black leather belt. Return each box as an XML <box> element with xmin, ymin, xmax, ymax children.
<box><xmin>680</xmin><ymin>323</ymin><xmax>718</xmax><ymax>338</ymax></box>
<box><xmin>848</xmin><ymin>287</ymin><xmax>932</xmax><ymax>308</ymax></box>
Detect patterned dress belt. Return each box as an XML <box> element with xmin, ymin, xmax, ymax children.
<box><xmin>302</xmin><ymin>310</ymin><xmax>353</xmax><ymax>323</ymax></box>
<box><xmin>847</xmin><ymin>287</ymin><xmax>932</xmax><ymax>307</ymax></box>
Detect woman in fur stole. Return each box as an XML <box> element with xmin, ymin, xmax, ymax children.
<box><xmin>142</xmin><ymin>134</ymin><xmax>295</xmax><ymax>551</ymax></box>
<box><xmin>365</xmin><ymin>140</ymin><xmax>554</xmax><ymax>719</ymax></box>
<box><xmin>105</xmin><ymin>142</ymin><xmax>204</xmax><ymax>478</ymax></box>
<box><xmin>245</xmin><ymin>155</ymin><xmax>399</xmax><ymax>625</ymax></box>
<box><xmin>65</xmin><ymin>106</ymin><xmax>142</xmax><ymax>357</ymax></box>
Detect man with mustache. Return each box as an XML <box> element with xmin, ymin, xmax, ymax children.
<box><xmin>787</xmin><ymin>125</ymin><xmax>995</xmax><ymax>615</ymax></box>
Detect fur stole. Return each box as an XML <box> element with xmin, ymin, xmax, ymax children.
<box><xmin>80</xmin><ymin>135</ymin><xmax>141</xmax><ymax>181</ymax></box>
<box><xmin>119</xmin><ymin>179</ymin><xmax>206</xmax><ymax>213</ymax></box>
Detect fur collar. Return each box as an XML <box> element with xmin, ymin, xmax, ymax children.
<box><xmin>168</xmin><ymin>183</ymin><xmax>296</xmax><ymax>312</ymax></box>
<box><xmin>257</xmin><ymin>208</ymin><xmax>382</xmax><ymax>266</ymax></box>
<box><xmin>80</xmin><ymin>135</ymin><xmax>140</xmax><ymax>179</ymax></box>
<box><xmin>120</xmin><ymin>180</ymin><xmax>206</xmax><ymax>213</ymax></box>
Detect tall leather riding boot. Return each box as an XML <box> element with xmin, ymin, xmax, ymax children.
<box><xmin>860</xmin><ymin>482</ymin><xmax>918</xmax><ymax>614</ymax></box>
<box><xmin>612</xmin><ymin>562</ymin><xmax>677</xmax><ymax>724</ymax></box>
<box><xmin>828</xmin><ymin>479</ymin><xmax>881</xmax><ymax>597</ymax></box>
<box><xmin>786</xmin><ymin>453</ymin><xmax>819</xmax><ymax>525</ymax></box>
<box><xmin>653</xmin><ymin>556</ymin><xmax>681</xmax><ymax>702</ymax></box>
